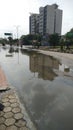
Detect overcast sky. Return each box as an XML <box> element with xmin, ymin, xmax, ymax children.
<box><xmin>0</xmin><ymin>0</ymin><xmax>73</xmax><ymax>38</ymax></box>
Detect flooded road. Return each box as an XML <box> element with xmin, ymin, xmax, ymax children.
<box><xmin>0</xmin><ymin>46</ymin><xmax>73</xmax><ymax>130</ymax></box>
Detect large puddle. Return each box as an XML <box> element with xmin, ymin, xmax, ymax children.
<box><xmin>0</xmin><ymin>45</ymin><xmax>73</xmax><ymax>130</ymax></box>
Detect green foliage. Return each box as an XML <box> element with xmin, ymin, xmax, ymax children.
<box><xmin>20</xmin><ymin>35</ymin><xmax>32</xmax><ymax>45</ymax></box>
<box><xmin>13</xmin><ymin>39</ymin><xmax>18</xmax><ymax>43</ymax></box>
<box><xmin>65</xmin><ymin>28</ymin><xmax>73</xmax><ymax>45</ymax></box>
<box><xmin>70</xmin><ymin>28</ymin><xmax>73</xmax><ymax>33</ymax></box>
<box><xmin>49</xmin><ymin>33</ymin><xmax>60</xmax><ymax>47</ymax></box>
<box><xmin>0</xmin><ymin>38</ymin><xmax>8</xmax><ymax>45</ymax></box>
<box><xmin>20</xmin><ymin>34</ymin><xmax>42</xmax><ymax>45</ymax></box>
<box><xmin>8</xmin><ymin>37</ymin><xmax>13</xmax><ymax>41</ymax></box>
<box><xmin>65</xmin><ymin>32</ymin><xmax>73</xmax><ymax>39</ymax></box>
<box><xmin>8</xmin><ymin>37</ymin><xmax>13</xmax><ymax>45</ymax></box>
<box><xmin>60</xmin><ymin>38</ymin><xmax>65</xmax><ymax>51</ymax></box>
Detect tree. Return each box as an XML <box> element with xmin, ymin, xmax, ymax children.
<box><xmin>0</xmin><ymin>38</ymin><xmax>8</xmax><ymax>46</ymax></box>
<box><xmin>8</xmin><ymin>37</ymin><xmax>13</xmax><ymax>46</ymax></box>
<box><xmin>20</xmin><ymin>35</ymin><xmax>32</xmax><ymax>45</ymax></box>
<box><xmin>65</xmin><ymin>28</ymin><xmax>73</xmax><ymax>46</ymax></box>
<box><xmin>49</xmin><ymin>33</ymin><xmax>60</xmax><ymax>47</ymax></box>
<box><xmin>20</xmin><ymin>34</ymin><xmax>42</xmax><ymax>45</ymax></box>
<box><xmin>60</xmin><ymin>37</ymin><xmax>65</xmax><ymax>51</ymax></box>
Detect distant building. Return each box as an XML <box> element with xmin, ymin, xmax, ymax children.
<box><xmin>29</xmin><ymin>13</ymin><xmax>39</xmax><ymax>34</ymax></box>
<box><xmin>29</xmin><ymin>4</ymin><xmax>63</xmax><ymax>36</ymax></box>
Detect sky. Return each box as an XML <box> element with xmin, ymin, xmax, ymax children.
<box><xmin>0</xmin><ymin>0</ymin><xmax>73</xmax><ymax>38</ymax></box>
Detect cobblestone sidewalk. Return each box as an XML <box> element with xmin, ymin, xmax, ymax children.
<box><xmin>0</xmin><ymin>66</ymin><xmax>29</xmax><ymax>130</ymax></box>
<box><xmin>0</xmin><ymin>90</ymin><xmax>29</xmax><ymax>130</ymax></box>
<box><xmin>0</xmin><ymin>66</ymin><xmax>9</xmax><ymax>90</ymax></box>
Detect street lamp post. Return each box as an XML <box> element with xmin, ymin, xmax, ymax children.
<box><xmin>14</xmin><ymin>25</ymin><xmax>20</xmax><ymax>39</ymax></box>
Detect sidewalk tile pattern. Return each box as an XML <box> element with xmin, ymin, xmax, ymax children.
<box><xmin>0</xmin><ymin>66</ymin><xmax>29</xmax><ymax>130</ymax></box>
<box><xmin>0</xmin><ymin>91</ymin><xmax>29</xmax><ymax>130</ymax></box>
<box><xmin>0</xmin><ymin>66</ymin><xmax>8</xmax><ymax>89</ymax></box>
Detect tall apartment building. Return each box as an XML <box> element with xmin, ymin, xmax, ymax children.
<box><xmin>29</xmin><ymin>13</ymin><xmax>39</xmax><ymax>34</ymax></box>
<box><xmin>29</xmin><ymin>4</ymin><xmax>63</xmax><ymax>35</ymax></box>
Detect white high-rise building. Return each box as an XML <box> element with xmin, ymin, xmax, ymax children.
<box><xmin>29</xmin><ymin>13</ymin><xmax>39</xmax><ymax>34</ymax></box>
<box><xmin>29</xmin><ymin>4</ymin><xmax>63</xmax><ymax>35</ymax></box>
<box><xmin>39</xmin><ymin>7</ymin><xmax>44</xmax><ymax>35</ymax></box>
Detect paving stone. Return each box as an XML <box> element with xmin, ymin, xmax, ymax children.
<box><xmin>3</xmin><ymin>102</ymin><xmax>10</xmax><ymax>107</ymax></box>
<box><xmin>8</xmin><ymin>95</ymin><xmax>16</xmax><ymax>99</ymax></box>
<box><xmin>3</xmin><ymin>95</ymin><xmax>9</xmax><ymax>98</ymax></box>
<box><xmin>11</xmin><ymin>103</ymin><xmax>19</xmax><ymax>108</ymax></box>
<box><xmin>4</xmin><ymin>112</ymin><xmax>13</xmax><ymax>118</ymax></box>
<box><xmin>0</xmin><ymin>111</ymin><xmax>4</xmax><ymax>117</ymax></box>
<box><xmin>3</xmin><ymin>107</ymin><xmax>12</xmax><ymax>112</ymax></box>
<box><xmin>0</xmin><ymin>117</ymin><xmax>5</xmax><ymax>124</ymax></box>
<box><xmin>12</xmin><ymin>107</ymin><xmax>21</xmax><ymax>113</ymax></box>
<box><xmin>2</xmin><ymin>98</ymin><xmax>9</xmax><ymax>102</ymax></box>
<box><xmin>14</xmin><ymin>113</ymin><xmax>23</xmax><ymax>120</ymax></box>
<box><xmin>9</xmin><ymin>99</ymin><xmax>17</xmax><ymax>103</ymax></box>
<box><xmin>5</xmin><ymin>118</ymin><xmax>15</xmax><ymax>126</ymax></box>
<box><xmin>15</xmin><ymin>119</ymin><xmax>26</xmax><ymax>127</ymax></box>
<box><xmin>19</xmin><ymin>127</ymin><xmax>29</xmax><ymax>130</ymax></box>
<box><xmin>6</xmin><ymin>125</ymin><xmax>17</xmax><ymax>130</ymax></box>
<box><xmin>0</xmin><ymin>124</ymin><xmax>6</xmax><ymax>130</ymax></box>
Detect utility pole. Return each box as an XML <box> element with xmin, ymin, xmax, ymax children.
<box><xmin>14</xmin><ymin>25</ymin><xmax>20</xmax><ymax>39</ymax></box>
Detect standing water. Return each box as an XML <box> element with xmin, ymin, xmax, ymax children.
<box><xmin>0</xmin><ymin>45</ymin><xmax>73</xmax><ymax>130</ymax></box>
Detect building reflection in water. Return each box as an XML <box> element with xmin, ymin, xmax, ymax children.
<box><xmin>29</xmin><ymin>53</ymin><xmax>60</xmax><ymax>81</ymax></box>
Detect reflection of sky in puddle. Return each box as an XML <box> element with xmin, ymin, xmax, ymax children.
<box><xmin>59</xmin><ymin>63</ymin><xmax>73</xmax><ymax>78</ymax></box>
<box><xmin>56</xmin><ymin>64</ymin><xmax>73</xmax><ymax>81</ymax></box>
<box><xmin>59</xmin><ymin>64</ymin><xmax>70</xmax><ymax>72</ymax></box>
<box><xmin>0</xmin><ymin>46</ymin><xmax>73</xmax><ymax>130</ymax></box>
